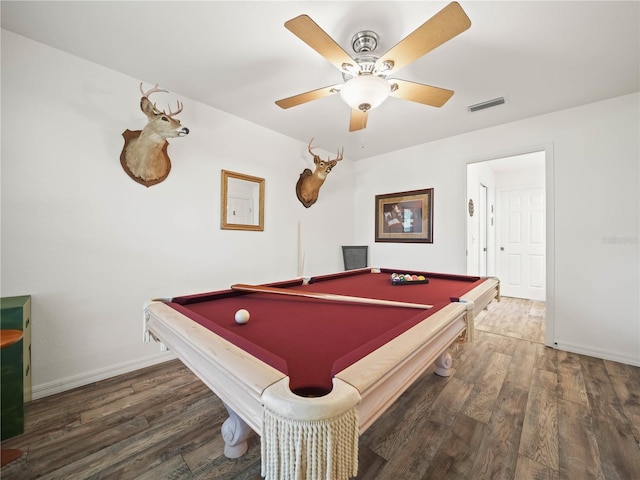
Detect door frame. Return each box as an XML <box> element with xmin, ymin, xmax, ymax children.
<box><xmin>479</xmin><ymin>183</ymin><xmax>488</xmax><ymax>276</ymax></box>
<box><xmin>466</xmin><ymin>143</ymin><xmax>555</xmax><ymax>347</ymax></box>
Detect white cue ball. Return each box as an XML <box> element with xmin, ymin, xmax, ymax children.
<box><xmin>234</xmin><ymin>309</ymin><xmax>250</xmax><ymax>324</ymax></box>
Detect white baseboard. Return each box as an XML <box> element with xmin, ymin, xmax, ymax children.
<box><xmin>31</xmin><ymin>351</ymin><xmax>177</xmax><ymax>400</ymax></box>
<box><xmin>553</xmin><ymin>341</ymin><xmax>640</xmax><ymax>367</ymax></box>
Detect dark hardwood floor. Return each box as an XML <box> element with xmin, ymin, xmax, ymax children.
<box><xmin>2</xmin><ymin>297</ymin><xmax>639</xmax><ymax>479</ymax></box>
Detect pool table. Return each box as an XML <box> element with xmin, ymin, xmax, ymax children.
<box><xmin>144</xmin><ymin>268</ymin><xmax>499</xmax><ymax>480</ymax></box>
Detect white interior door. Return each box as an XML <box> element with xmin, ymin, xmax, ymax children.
<box><xmin>227</xmin><ymin>196</ymin><xmax>253</xmax><ymax>225</ymax></box>
<box><xmin>499</xmin><ymin>187</ymin><xmax>545</xmax><ymax>300</ymax></box>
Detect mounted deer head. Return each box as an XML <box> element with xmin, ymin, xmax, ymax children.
<box><xmin>120</xmin><ymin>83</ymin><xmax>189</xmax><ymax>187</ymax></box>
<box><xmin>295</xmin><ymin>138</ymin><xmax>343</xmax><ymax>208</ymax></box>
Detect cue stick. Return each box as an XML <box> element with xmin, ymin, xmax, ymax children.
<box><xmin>230</xmin><ymin>284</ymin><xmax>433</xmax><ymax>309</ymax></box>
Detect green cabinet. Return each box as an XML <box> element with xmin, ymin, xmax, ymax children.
<box><xmin>1</xmin><ymin>295</ymin><xmax>31</xmax><ymax>440</ymax></box>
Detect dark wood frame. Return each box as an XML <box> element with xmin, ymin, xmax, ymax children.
<box><xmin>375</xmin><ymin>188</ymin><xmax>433</xmax><ymax>243</ymax></box>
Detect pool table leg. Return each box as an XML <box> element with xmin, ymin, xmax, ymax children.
<box><xmin>221</xmin><ymin>403</ymin><xmax>253</xmax><ymax>458</ymax></box>
<box><xmin>434</xmin><ymin>351</ymin><xmax>453</xmax><ymax>377</ymax></box>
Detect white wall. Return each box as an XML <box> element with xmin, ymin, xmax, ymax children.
<box><xmin>0</xmin><ymin>30</ymin><xmax>356</xmax><ymax>398</ymax></box>
<box><xmin>354</xmin><ymin>93</ymin><xmax>639</xmax><ymax>366</ymax></box>
<box><xmin>496</xmin><ymin>164</ymin><xmax>545</xmax><ymax>189</ymax></box>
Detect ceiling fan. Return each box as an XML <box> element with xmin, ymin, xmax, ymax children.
<box><xmin>275</xmin><ymin>2</ymin><xmax>471</xmax><ymax>132</ymax></box>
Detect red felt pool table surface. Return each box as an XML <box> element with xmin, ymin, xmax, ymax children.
<box><xmin>166</xmin><ymin>268</ymin><xmax>486</xmax><ymax>395</ymax></box>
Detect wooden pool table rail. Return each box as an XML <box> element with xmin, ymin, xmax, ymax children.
<box><xmin>143</xmin><ymin>272</ymin><xmax>500</xmax><ymax>478</ymax></box>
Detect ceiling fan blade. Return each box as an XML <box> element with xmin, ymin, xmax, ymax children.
<box><xmin>375</xmin><ymin>2</ymin><xmax>471</xmax><ymax>75</ymax></box>
<box><xmin>349</xmin><ymin>109</ymin><xmax>368</xmax><ymax>132</ymax></box>
<box><xmin>285</xmin><ymin>15</ymin><xmax>358</xmax><ymax>73</ymax></box>
<box><xmin>275</xmin><ymin>84</ymin><xmax>341</xmax><ymax>109</ymax></box>
<box><xmin>389</xmin><ymin>79</ymin><xmax>454</xmax><ymax>107</ymax></box>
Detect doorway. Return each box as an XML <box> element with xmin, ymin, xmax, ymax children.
<box><xmin>466</xmin><ymin>147</ymin><xmax>554</xmax><ymax>347</ymax></box>
<box><xmin>466</xmin><ymin>149</ymin><xmax>548</xmax><ymax>299</ymax></box>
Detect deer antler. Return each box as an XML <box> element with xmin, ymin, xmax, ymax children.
<box><xmin>166</xmin><ymin>101</ymin><xmax>183</xmax><ymax>116</ymax></box>
<box><xmin>308</xmin><ymin>137</ymin><xmax>316</xmax><ymax>155</ymax></box>
<box><xmin>139</xmin><ymin>82</ymin><xmax>169</xmax><ymax>98</ymax></box>
<box><xmin>139</xmin><ymin>83</ymin><xmax>183</xmax><ymax>117</ymax></box>
<box><xmin>307</xmin><ymin>138</ymin><xmax>343</xmax><ymax>162</ymax></box>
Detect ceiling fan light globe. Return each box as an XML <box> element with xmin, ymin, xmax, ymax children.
<box><xmin>340</xmin><ymin>75</ymin><xmax>390</xmax><ymax>111</ymax></box>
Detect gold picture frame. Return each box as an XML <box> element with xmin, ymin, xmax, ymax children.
<box><xmin>221</xmin><ymin>170</ymin><xmax>265</xmax><ymax>231</ymax></box>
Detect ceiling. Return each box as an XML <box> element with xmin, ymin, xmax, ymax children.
<box><xmin>1</xmin><ymin>1</ymin><xmax>638</xmax><ymax>161</ymax></box>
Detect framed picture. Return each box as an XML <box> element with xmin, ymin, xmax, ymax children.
<box><xmin>375</xmin><ymin>188</ymin><xmax>433</xmax><ymax>243</ymax></box>
<box><xmin>221</xmin><ymin>170</ymin><xmax>265</xmax><ymax>231</ymax></box>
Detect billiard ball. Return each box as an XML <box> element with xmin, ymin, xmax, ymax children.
<box><xmin>235</xmin><ymin>309</ymin><xmax>250</xmax><ymax>324</ymax></box>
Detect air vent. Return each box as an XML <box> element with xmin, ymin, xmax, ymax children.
<box><xmin>468</xmin><ymin>97</ymin><xmax>505</xmax><ymax>112</ymax></box>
